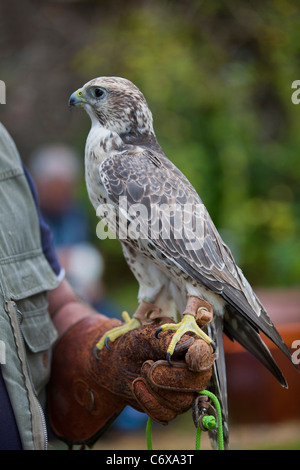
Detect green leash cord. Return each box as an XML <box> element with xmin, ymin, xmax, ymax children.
<box><xmin>146</xmin><ymin>390</ymin><xmax>224</xmax><ymax>451</ymax></box>
<box><xmin>196</xmin><ymin>390</ymin><xmax>224</xmax><ymax>450</ymax></box>
<box><xmin>146</xmin><ymin>415</ymin><xmax>153</xmax><ymax>450</ymax></box>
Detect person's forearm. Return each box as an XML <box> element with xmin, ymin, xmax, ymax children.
<box><xmin>48</xmin><ymin>278</ymin><xmax>107</xmax><ymax>337</ymax></box>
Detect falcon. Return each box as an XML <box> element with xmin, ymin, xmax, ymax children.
<box><xmin>69</xmin><ymin>77</ymin><xmax>295</xmax><ymax>444</ymax></box>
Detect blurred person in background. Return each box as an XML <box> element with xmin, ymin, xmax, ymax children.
<box><xmin>29</xmin><ymin>144</ymin><xmax>89</xmax><ymax>247</ymax></box>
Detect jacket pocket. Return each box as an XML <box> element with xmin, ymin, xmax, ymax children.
<box><xmin>16</xmin><ymin>292</ymin><xmax>58</xmax><ymax>398</ymax></box>
<box><xmin>0</xmin><ymin>250</ymin><xmax>59</xmax><ymax>399</ymax></box>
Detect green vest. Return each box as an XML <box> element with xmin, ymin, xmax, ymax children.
<box><xmin>0</xmin><ymin>122</ymin><xmax>59</xmax><ymax>449</ymax></box>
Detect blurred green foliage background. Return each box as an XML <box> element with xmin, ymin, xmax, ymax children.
<box><xmin>0</xmin><ymin>0</ymin><xmax>299</xmax><ymax>309</ymax></box>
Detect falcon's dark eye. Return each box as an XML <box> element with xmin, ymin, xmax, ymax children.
<box><xmin>93</xmin><ymin>87</ymin><xmax>105</xmax><ymax>98</ymax></box>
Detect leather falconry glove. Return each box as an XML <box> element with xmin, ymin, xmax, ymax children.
<box><xmin>48</xmin><ymin>314</ymin><xmax>215</xmax><ymax>447</ymax></box>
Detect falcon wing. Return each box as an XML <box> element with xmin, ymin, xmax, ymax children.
<box><xmin>99</xmin><ymin>147</ymin><xmax>293</xmax><ymax>381</ymax></box>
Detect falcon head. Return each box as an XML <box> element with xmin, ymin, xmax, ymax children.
<box><xmin>69</xmin><ymin>76</ymin><xmax>154</xmax><ymax>137</ymax></box>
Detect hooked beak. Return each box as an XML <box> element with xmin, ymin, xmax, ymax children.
<box><xmin>68</xmin><ymin>88</ymin><xmax>86</xmax><ymax>108</ymax></box>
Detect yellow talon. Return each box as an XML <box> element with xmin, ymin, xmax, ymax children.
<box><xmin>121</xmin><ymin>310</ymin><xmax>131</xmax><ymax>323</ymax></box>
<box><xmin>155</xmin><ymin>314</ymin><xmax>215</xmax><ymax>364</ymax></box>
<box><xmin>95</xmin><ymin>311</ymin><xmax>141</xmax><ymax>350</ymax></box>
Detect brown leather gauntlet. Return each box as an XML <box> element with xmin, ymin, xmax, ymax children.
<box><xmin>48</xmin><ymin>315</ymin><xmax>215</xmax><ymax>446</ymax></box>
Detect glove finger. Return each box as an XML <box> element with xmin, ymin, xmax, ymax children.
<box><xmin>185</xmin><ymin>339</ymin><xmax>216</xmax><ymax>372</ymax></box>
<box><xmin>132</xmin><ymin>377</ymin><xmax>177</xmax><ymax>425</ymax></box>
<box><xmin>141</xmin><ymin>361</ymin><xmax>195</xmax><ymax>412</ymax></box>
<box><xmin>142</xmin><ymin>359</ymin><xmax>212</xmax><ymax>392</ymax></box>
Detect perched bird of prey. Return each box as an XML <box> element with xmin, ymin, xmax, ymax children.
<box><xmin>69</xmin><ymin>77</ymin><xmax>296</xmax><ymax>447</ymax></box>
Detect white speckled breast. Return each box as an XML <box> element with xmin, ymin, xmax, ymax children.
<box><xmin>84</xmin><ymin>124</ymin><xmax>110</xmax><ymax>209</ymax></box>
<box><xmin>84</xmin><ymin>122</ymin><xmax>123</xmax><ymax>210</ymax></box>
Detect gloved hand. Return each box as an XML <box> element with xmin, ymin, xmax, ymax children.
<box><xmin>48</xmin><ymin>315</ymin><xmax>215</xmax><ymax>446</ymax></box>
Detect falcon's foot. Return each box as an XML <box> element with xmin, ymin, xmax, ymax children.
<box><xmin>95</xmin><ymin>311</ymin><xmax>141</xmax><ymax>351</ymax></box>
<box><xmin>155</xmin><ymin>314</ymin><xmax>216</xmax><ymax>365</ymax></box>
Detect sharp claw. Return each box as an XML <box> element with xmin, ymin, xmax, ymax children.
<box><xmin>93</xmin><ymin>345</ymin><xmax>100</xmax><ymax>360</ymax></box>
<box><xmin>166</xmin><ymin>352</ymin><xmax>173</xmax><ymax>366</ymax></box>
<box><xmin>155</xmin><ymin>326</ymin><xmax>162</xmax><ymax>339</ymax></box>
<box><xmin>105</xmin><ymin>337</ymin><xmax>112</xmax><ymax>351</ymax></box>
